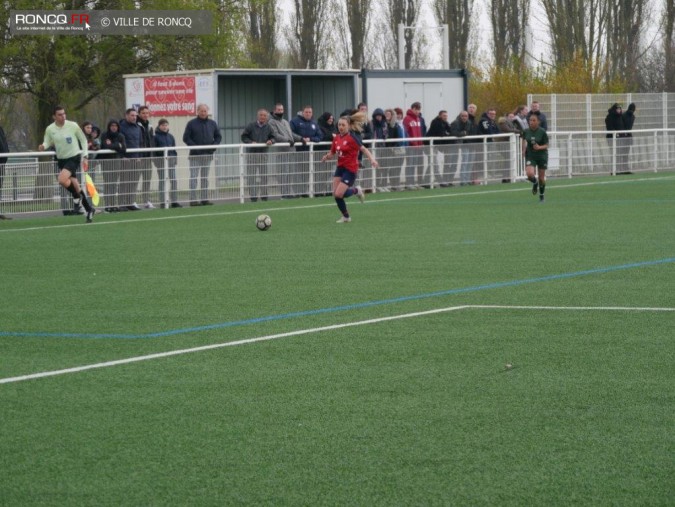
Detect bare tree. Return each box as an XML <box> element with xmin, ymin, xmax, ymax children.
<box><xmin>248</xmin><ymin>0</ymin><xmax>279</xmax><ymax>68</ymax></box>
<box><xmin>345</xmin><ymin>0</ymin><xmax>372</xmax><ymax>69</ymax></box>
<box><xmin>606</xmin><ymin>0</ymin><xmax>646</xmax><ymax>90</ymax></box>
<box><xmin>489</xmin><ymin>0</ymin><xmax>529</xmax><ymax>68</ymax></box>
<box><xmin>665</xmin><ymin>0</ymin><xmax>675</xmax><ymax>91</ymax></box>
<box><xmin>287</xmin><ymin>0</ymin><xmax>330</xmax><ymax>68</ymax></box>
<box><xmin>432</xmin><ymin>0</ymin><xmax>474</xmax><ymax>69</ymax></box>
<box><xmin>541</xmin><ymin>0</ymin><xmax>609</xmax><ymax>82</ymax></box>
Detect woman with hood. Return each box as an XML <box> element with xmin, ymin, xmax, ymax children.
<box><xmin>621</xmin><ymin>103</ymin><xmax>636</xmax><ymax>173</ymax></box>
<box><xmin>604</xmin><ymin>103</ymin><xmax>630</xmax><ymax>174</ymax></box>
<box><xmin>98</xmin><ymin>119</ymin><xmax>127</xmax><ymax>212</ymax></box>
<box><xmin>317</xmin><ymin>112</ymin><xmax>338</xmax><ymax>146</ymax></box>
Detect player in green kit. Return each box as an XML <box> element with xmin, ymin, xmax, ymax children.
<box><xmin>39</xmin><ymin>106</ymin><xmax>95</xmax><ymax>222</ymax></box>
<box><xmin>522</xmin><ymin>113</ymin><xmax>548</xmax><ymax>202</ymax></box>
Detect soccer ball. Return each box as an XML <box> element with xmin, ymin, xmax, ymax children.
<box><xmin>256</xmin><ymin>214</ymin><xmax>272</xmax><ymax>231</ymax></box>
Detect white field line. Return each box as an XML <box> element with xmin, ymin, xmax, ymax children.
<box><xmin>470</xmin><ymin>305</ymin><xmax>675</xmax><ymax>311</ymax></box>
<box><xmin>1</xmin><ymin>304</ymin><xmax>673</xmax><ymax>385</ymax></box>
<box><xmin>2</xmin><ymin>174</ymin><xmax>674</xmax><ymax>234</ymax></box>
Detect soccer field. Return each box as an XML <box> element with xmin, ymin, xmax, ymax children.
<box><xmin>1</xmin><ymin>174</ymin><xmax>674</xmax><ymax>505</ymax></box>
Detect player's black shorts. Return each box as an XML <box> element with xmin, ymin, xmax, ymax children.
<box><xmin>57</xmin><ymin>155</ymin><xmax>81</xmax><ymax>176</ymax></box>
<box><xmin>526</xmin><ymin>157</ymin><xmax>548</xmax><ymax>170</ymax></box>
<box><xmin>334</xmin><ymin>166</ymin><xmax>357</xmax><ymax>186</ymax></box>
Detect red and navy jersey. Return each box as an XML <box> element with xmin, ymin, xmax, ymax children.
<box><xmin>330</xmin><ymin>131</ymin><xmax>362</xmax><ymax>173</ymax></box>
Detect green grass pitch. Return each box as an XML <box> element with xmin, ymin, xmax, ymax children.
<box><xmin>1</xmin><ymin>174</ymin><xmax>673</xmax><ymax>505</ymax></box>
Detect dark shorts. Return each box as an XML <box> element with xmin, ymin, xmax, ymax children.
<box><xmin>333</xmin><ymin>166</ymin><xmax>357</xmax><ymax>186</ymax></box>
<box><xmin>526</xmin><ymin>157</ymin><xmax>548</xmax><ymax>170</ymax></box>
<box><xmin>57</xmin><ymin>156</ymin><xmax>81</xmax><ymax>176</ymax></box>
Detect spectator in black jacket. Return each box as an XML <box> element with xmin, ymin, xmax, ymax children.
<box><xmin>98</xmin><ymin>119</ymin><xmax>126</xmax><ymax>212</ymax></box>
<box><xmin>317</xmin><ymin>112</ymin><xmax>337</xmax><ymax>146</ymax></box>
<box><xmin>605</xmin><ymin>103</ymin><xmax>630</xmax><ymax>174</ymax></box>
<box><xmin>137</xmin><ymin>106</ymin><xmax>155</xmax><ymax>208</ymax></box>
<box><xmin>119</xmin><ymin>108</ymin><xmax>143</xmax><ymax>210</ymax></box>
<box><xmin>241</xmin><ymin>109</ymin><xmax>274</xmax><ymax>202</ymax></box>
<box><xmin>450</xmin><ymin>110</ymin><xmax>475</xmax><ymax>185</ymax></box>
<box><xmin>622</xmin><ymin>103</ymin><xmax>636</xmax><ymax>173</ymax></box>
<box><xmin>154</xmin><ymin>119</ymin><xmax>181</xmax><ymax>208</ymax></box>
<box><xmin>427</xmin><ymin>110</ymin><xmax>453</xmax><ymax>186</ymax></box>
<box><xmin>183</xmin><ymin>104</ymin><xmax>222</xmax><ymax>205</ymax></box>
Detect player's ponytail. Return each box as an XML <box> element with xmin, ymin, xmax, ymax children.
<box><xmin>348</xmin><ymin>111</ymin><xmax>367</xmax><ymax>133</ymax></box>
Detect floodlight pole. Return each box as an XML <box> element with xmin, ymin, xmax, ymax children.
<box><xmin>398</xmin><ymin>23</ymin><xmax>450</xmax><ymax>70</ymax></box>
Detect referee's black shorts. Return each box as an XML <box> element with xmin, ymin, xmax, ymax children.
<box><xmin>57</xmin><ymin>155</ymin><xmax>81</xmax><ymax>176</ymax></box>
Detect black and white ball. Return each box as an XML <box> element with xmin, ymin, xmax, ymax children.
<box><xmin>256</xmin><ymin>214</ymin><xmax>272</xmax><ymax>231</ymax></box>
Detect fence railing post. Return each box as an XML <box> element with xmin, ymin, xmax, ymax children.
<box><xmin>429</xmin><ymin>139</ymin><xmax>435</xmax><ymax>188</ymax></box>
<box><xmin>567</xmin><ymin>134</ymin><xmax>573</xmax><ymax>178</ymax></box>
<box><xmin>308</xmin><ymin>144</ymin><xmax>315</xmax><ymax>198</ymax></box>
<box><xmin>238</xmin><ymin>145</ymin><xmax>245</xmax><ymax>204</ymax></box>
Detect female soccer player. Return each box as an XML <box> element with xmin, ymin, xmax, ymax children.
<box><xmin>522</xmin><ymin>113</ymin><xmax>549</xmax><ymax>202</ymax></box>
<box><xmin>321</xmin><ymin>112</ymin><xmax>379</xmax><ymax>223</ymax></box>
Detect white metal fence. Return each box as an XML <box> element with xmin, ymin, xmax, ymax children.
<box><xmin>528</xmin><ymin>93</ymin><xmax>675</xmax><ymax>132</ymax></box>
<box><xmin>1</xmin><ymin>130</ymin><xmax>673</xmax><ymax>218</ymax></box>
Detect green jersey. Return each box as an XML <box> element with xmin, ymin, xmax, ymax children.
<box><xmin>43</xmin><ymin>120</ymin><xmax>88</xmax><ymax>160</ymax></box>
<box><xmin>523</xmin><ymin>127</ymin><xmax>548</xmax><ymax>161</ymax></box>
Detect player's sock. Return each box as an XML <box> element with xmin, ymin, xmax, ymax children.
<box><xmin>335</xmin><ymin>197</ymin><xmax>347</xmax><ymax>215</ymax></box>
<box><xmin>527</xmin><ymin>175</ymin><xmax>537</xmax><ymax>183</ymax></box>
<box><xmin>344</xmin><ymin>188</ymin><xmax>355</xmax><ymax>198</ymax></box>
<box><xmin>80</xmin><ymin>193</ymin><xmax>92</xmax><ymax>212</ymax></box>
<box><xmin>539</xmin><ymin>183</ymin><xmax>545</xmax><ymax>196</ymax></box>
<box><xmin>67</xmin><ymin>183</ymin><xmax>81</xmax><ymax>200</ymax></box>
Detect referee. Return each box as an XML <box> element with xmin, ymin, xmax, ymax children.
<box><xmin>39</xmin><ymin>105</ymin><xmax>95</xmax><ymax>222</ymax></box>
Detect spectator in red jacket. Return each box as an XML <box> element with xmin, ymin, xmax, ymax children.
<box><xmin>402</xmin><ymin>102</ymin><xmax>424</xmax><ymax>189</ymax></box>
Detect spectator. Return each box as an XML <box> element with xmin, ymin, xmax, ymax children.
<box><xmin>98</xmin><ymin>119</ymin><xmax>126</xmax><ymax>212</ymax></box>
<box><xmin>241</xmin><ymin>108</ymin><xmax>274</xmax><ymax>202</ymax></box>
<box><xmin>403</xmin><ymin>101</ymin><xmax>424</xmax><ymax>189</ymax></box>
<box><xmin>622</xmin><ymin>103</ymin><xmax>637</xmax><ymax>174</ymax></box>
<box><xmin>605</xmin><ymin>103</ymin><xmax>630</xmax><ymax>174</ymax></box>
<box><xmin>379</xmin><ymin>108</ymin><xmax>404</xmax><ymax>191</ymax></box>
<box><xmin>317</xmin><ymin>112</ymin><xmax>337</xmax><ymax>145</ymax></box>
<box><xmin>528</xmin><ymin>101</ymin><xmax>548</xmax><ymax>130</ymax></box>
<box><xmin>367</xmin><ymin>108</ymin><xmax>387</xmax><ymax>191</ymax></box>
<box><xmin>153</xmin><ymin>119</ymin><xmax>181</xmax><ymax>208</ymax></box>
<box><xmin>137</xmin><ymin>105</ymin><xmax>155</xmax><ymax>209</ymax></box>
<box><xmin>38</xmin><ymin>105</ymin><xmax>95</xmax><ymax>222</ymax></box>
<box><xmin>81</xmin><ymin>121</ymin><xmax>101</xmax><ymax>154</ymax></box>
<box><xmin>357</xmin><ymin>102</ymin><xmax>373</xmax><ymax>141</ymax></box>
<box><xmin>464</xmin><ymin>104</ymin><xmax>483</xmax><ymax>185</ymax></box>
<box><xmin>268</xmin><ymin>103</ymin><xmax>301</xmax><ymax>199</ymax></box>
<box><xmin>427</xmin><ymin>110</ymin><xmax>453</xmax><ymax>187</ymax></box>
<box><xmin>183</xmin><ymin>103</ymin><xmax>222</xmax><ymax>206</ymax></box>
<box><xmin>290</xmin><ymin>105</ymin><xmax>322</xmax><ymax>197</ymax></box>
<box><xmin>450</xmin><ymin>110</ymin><xmax>474</xmax><ymax>186</ymax></box>
<box><xmin>81</xmin><ymin>121</ymin><xmax>101</xmax><ymax>178</ymax></box>
<box><xmin>513</xmin><ymin>105</ymin><xmax>529</xmax><ymax>132</ymax></box>
<box><xmin>478</xmin><ymin>108</ymin><xmax>500</xmax><ymax>138</ymax></box>
<box><xmin>316</xmin><ymin>112</ymin><xmax>338</xmax><ymax>196</ymax></box>
<box><xmin>370</xmin><ymin>108</ymin><xmax>388</xmax><ymax>147</ymax></box>
<box><xmin>119</xmin><ymin>108</ymin><xmax>143</xmax><ymax>211</ymax></box>
<box><xmin>290</xmin><ymin>105</ymin><xmax>322</xmax><ymax>150</ymax></box>
<box><xmin>0</xmin><ymin>120</ymin><xmax>9</xmax><ymax>219</ymax></box>
<box><xmin>623</xmin><ymin>103</ymin><xmax>637</xmax><ymax>131</ymax></box>
<box><xmin>497</xmin><ymin>114</ymin><xmax>518</xmax><ymax>182</ymax></box>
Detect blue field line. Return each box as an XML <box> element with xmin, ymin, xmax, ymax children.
<box><xmin>2</xmin><ymin>257</ymin><xmax>674</xmax><ymax>340</ymax></box>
